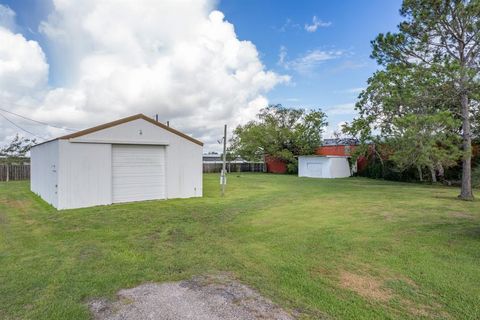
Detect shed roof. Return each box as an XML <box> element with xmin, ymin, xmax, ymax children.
<box><xmin>32</xmin><ymin>114</ymin><xmax>203</xmax><ymax>147</ymax></box>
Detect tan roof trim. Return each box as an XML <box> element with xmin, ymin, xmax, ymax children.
<box><xmin>33</xmin><ymin>114</ymin><xmax>203</xmax><ymax>147</ymax></box>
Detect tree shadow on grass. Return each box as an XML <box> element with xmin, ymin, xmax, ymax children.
<box><xmin>462</xmin><ymin>226</ymin><xmax>480</xmax><ymax>238</ymax></box>
<box><xmin>414</xmin><ymin>220</ymin><xmax>480</xmax><ymax>240</ymax></box>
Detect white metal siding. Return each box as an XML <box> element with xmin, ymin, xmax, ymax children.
<box><xmin>76</xmin><ymin>119</ymin><xmax>202</xmax><ymax>199</ymax></box>
<box><xmin>112</xmin><ymin>145</ymin><xmax>166</xmax><ymax>203</ymax></box>
<box><xmin>57</xmin><ymin>142</ymin><xmax>112</xmax><ymax>209</ymax></box>
<box><xmin>306</xmin><ymin>162</ymin><xmax>324</xmax><ymax>176</ymax></box>
<box><xmin>30</xmin><ymin>140</ymin><xmax>59</xmax><ymax>208</ymax></box>
<box><xmin>329</xmin><ymin>157</ymin><xmax>351</xmax><ymax>178</ymax></box>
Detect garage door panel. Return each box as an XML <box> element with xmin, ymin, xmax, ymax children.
<box><xmin>113</xmin><ymin>170</ymin><xmax>165</xmax><ymax>177</ymax></box>
<box><xmin>113</xmin><ymin>159</ymin><xmax>164</xmax><ymax>165</ymax></box>
<box><xmin>112</xmin><ymin>145</ymin><xmax>166</xmax><ymax>203</ymax></box>
<box><xmin>113</xmin><ymin>166</ymin><xmax>165</xmax><ymax>174</ymax></box>
<box><xmin>113</xmin><ymin>181</ymin><xmax>165</xmax><ymax>188</ymax></box>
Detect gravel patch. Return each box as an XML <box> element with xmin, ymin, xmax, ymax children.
<box><xmin>88</xmin><ymin>274</ymin><xmax>295</xmax><ymax>320</ymax></box>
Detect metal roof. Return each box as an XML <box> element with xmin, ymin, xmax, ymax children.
<box><xmin>32</xmin><ymin>114</ymin><xmax>203</xmax><ymax>148</ymax></box>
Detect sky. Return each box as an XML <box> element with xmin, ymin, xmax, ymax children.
<box><xmin>0</xmin><ymin>0</ymin><xmax>402</xmax><ymax>152</ymax></box>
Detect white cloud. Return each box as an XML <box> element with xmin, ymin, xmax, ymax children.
<box><xmin>304</xmin><ymin>16</ymin><xmax>331</xmax><ymax>32</ymax></box>
<box><xmin>279</xmin><ymin>47</ymin><xmax>344</xmax><ymax>74</ymax></box>
<box><xmin>0</xmin><ymin>28</ymin><xmax>48</xmax><ymax>93</ymax></box>
<box><xmin>0</xmin><ymin>0</ymin><xmax>290</xmax><ymax>150</ymax></box>
<box><xmin>0</xmin><ymin>26</ymin><xmax>50</xmax><ymax>142</ymax></box>
<box><xmin>323</xmin><ymin>121</ymin><xmax>350</xmax><ymax>139</ymax></box>
<box><xmin>335</xmin><ymin>87</ymin><xmax>365</xmax><ymax>94</ymax></box>
<box><xmin>324</xmin><ymin>104</ymin><xmax>359</xmax><ymax>139</ymax></box>
<box><xmin>325</xmin><ymin>103</ymin><xmax>357</xmax><ymax>115</ymax></box>
<box><xmin>276</xmin><ymin>18</ymin><xmax>301</xmax><ymax>32</ymax></box>
<box><xmin>0</xmin><ymin>4</ymin><xmax>15</xmax><ymax>30</ymax></box>
<box><xmin>345</xmin><ymin>87</ymin><xmax>365</xmax><ymax>94</ymax></box>
<box><xmin>331</xmin><ymin>60</ymin><xmax>368</xmax><ymax>73</ymax></box>
<box><xmin>278</xmin><ymin>45</ymin><xmax>288</xmax><ymax>65</ymax></box>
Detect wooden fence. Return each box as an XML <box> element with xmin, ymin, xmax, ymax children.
<box><xmin>0</xmin><ymin>164</ymin><xmax>30</xmax><ymax>181</ymax></box>
<box><xmin>0</xmin><ymin>163</ymin><xmax>262</xmax><ymax>181</ymax></box>
<box><xmin>203</xmin><ymin>162</ymin><xmax>265</xmax><ymax>173</ymax></box>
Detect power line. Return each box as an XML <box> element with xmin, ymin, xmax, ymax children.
<box><xmin>0</xmin><ymin>113</ymin><xmax>48</xmax><ymax>141</ymax></box>
<box><xmin>0</xmin><ymin>107</ymin><xmax>78</xmax><ymax>131</ymax></box>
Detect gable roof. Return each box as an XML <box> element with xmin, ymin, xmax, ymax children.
<box><xmin>33</xmin><ymin>114</ymin><xmax>203</xmax><ymax>147</ymax></box>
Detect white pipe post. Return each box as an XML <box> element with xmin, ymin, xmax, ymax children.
<box><xmin>221</xmin><ymin>124</ymin><xmax>227</xmax><ymax>196</ymax></box>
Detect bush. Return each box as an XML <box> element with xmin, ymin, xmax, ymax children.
<box><xmin>473</xmin><ymin>164</ymin><xmax>480</xmax><ymax>188</ymax></box>
<box><xmin>287</xmin><ymin>161</ymin><xmax>298</xmax><ymax>174</ymax></box>
<box><xmin>357</xmin><ymin>157</ymin><xmax>419</xmax><ymax>182</ymax></box>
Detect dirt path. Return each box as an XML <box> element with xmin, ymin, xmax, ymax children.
<box><xmin>88</xmin><ymin>274</ymin><xmax>295</xmax><ymax>320</ymax></box>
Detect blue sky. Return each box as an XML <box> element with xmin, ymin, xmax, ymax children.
<box><xmin>218</xmin><ymin>0</ymin><xmax>402</xmax><ymax>133</ymax></box>
<box><xmin>0</xmin><ymin>0</ymin><xmax>403</xmax><ymax>149</ymax></box>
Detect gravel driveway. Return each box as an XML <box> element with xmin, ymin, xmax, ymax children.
<box><xmin>88</xmin><ymin>274</ymin><xmax>295</xmax><ymax>320</ymax></box>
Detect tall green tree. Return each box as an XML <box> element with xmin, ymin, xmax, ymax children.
<box><xmin>348</xmin><ymin>0</ymin><xmax>480</xmax><ymax>199</ymax></box>
<box><xmin>230</xmin><ymin>105</ymin><xmax>327</xmax><ymax>172</ymax></box>
<box><xmin>386</xmin><ymin>112</ymin><xmax>462</xmax><ymax>182</ymax></box>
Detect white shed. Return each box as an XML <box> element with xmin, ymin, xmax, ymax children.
<box><xmin>298</xmin><ymin>155</ymin><xmax>351</xmax><ymax>178</ymax></box>
<box><xmin>30</xmin><ymin>114</ymin><xmax>203</xmax><ymax>209</ymax></box>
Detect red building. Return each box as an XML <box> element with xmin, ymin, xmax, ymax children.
<box><xmin>315</xmin><ymin>138</ymin><xmax>367</xmax><ymax>172</ymax></box>
<box><xmin>265</xmin><ymin>155</ymin><xmax>288</xmax><ymax>174</ymax></box>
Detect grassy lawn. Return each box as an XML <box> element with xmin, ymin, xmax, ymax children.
<box><xmin>1</xmin><ymin>174</ymin><xmax>479</xmax><ymax>319</ymax></box>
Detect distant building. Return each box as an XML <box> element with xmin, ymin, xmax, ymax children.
<box><xmin>322</xmin><ymin>138</ymin><xmax>359</xmax><ymax>146</ymax></box>
<box><xmin>265</xmin><ymin>155</ymin><xmax>288</xmax><ymax>174</ymax></box>
<box><xmin>298</xmin><ymin>155</ymin><xmax>351</xmax><ymax>178</ymax></box>
<box><xmin>297</xmin><ymin>138</ymin><xmax>365</xmax><ymax>178</ymax></box>
<box><xmin>203</xmin><ymin>153</ymin><xmax>248</xmax><ymax>164</ymax></box>
<box><xmin>317</xmin><ymin>138</ymin><xmax>360</xmax><ymax>157</ymax></box>
<box><xmin>202</xmin><ymin>153</ymin><xmax>222</xmax><ymax>163</ymax></box>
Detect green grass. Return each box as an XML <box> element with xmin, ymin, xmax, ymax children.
<box><xmin>1</xmin><ymin>174</ymin><xmax>479</xmax><ymax>319</ymax></box>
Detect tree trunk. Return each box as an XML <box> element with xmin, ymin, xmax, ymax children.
<box><xmin>436</xmin><ymin>162</ymin><xmax>444</xmax><ymax>181</ymax></box>
<box><xmin>417</xmin><ymin>166</ymin><xmax>423</xmax><ymax>182</ymax></box>
<box><xmin>430</xmin><ymin>166</ymin><xmax>437</xmax><ymax>183</ymax></box>
<box><xmin>373</xmin><ymin>144</ymin><xmax>385</xmax><ymax>177</ymax></box>
<box><xmin>5</xmin><ymin>163</ymin><xmax>9</xmax><ymax>182</ymax></box>
<box><xmin>459</xmin><ymin>93</ymin><xmax>474</xmax><ymax>200</ymax></box>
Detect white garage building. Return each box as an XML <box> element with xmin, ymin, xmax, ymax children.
<box><xmin>298</xmin><ymin>155</ymin><xmax>351</xmax><ymax>179</ymax></box>
<box><xmin>31</xmin><ymin>114</ymin><xmax>203</xmax><ymax>209</ymax></box>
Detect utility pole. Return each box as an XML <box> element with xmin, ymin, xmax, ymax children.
<box><xmin>221</xmin><ymin>124</ymin><xmax>227</xmax><ymax>196</ymax></box>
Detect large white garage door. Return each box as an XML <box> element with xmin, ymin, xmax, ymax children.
<box><xmin>112</xmin><ymin>145</ymin><xmax>166</xmax><ymax>203</ymax></box>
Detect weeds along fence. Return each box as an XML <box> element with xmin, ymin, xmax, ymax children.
<box><xmin>0</xmin><ymin>164</ymin><xmax>30</xmax><ymax>182</ymax></box>
<box><xmin>203</xmin><ymin>162</ymin><xmax>265</xmax><ymax>173</ymax></box>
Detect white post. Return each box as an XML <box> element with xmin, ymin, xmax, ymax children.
<box><xmin>221</xmin><ymin>124</ymin><xmax>227</xmax><ymax>196</ymax></box>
